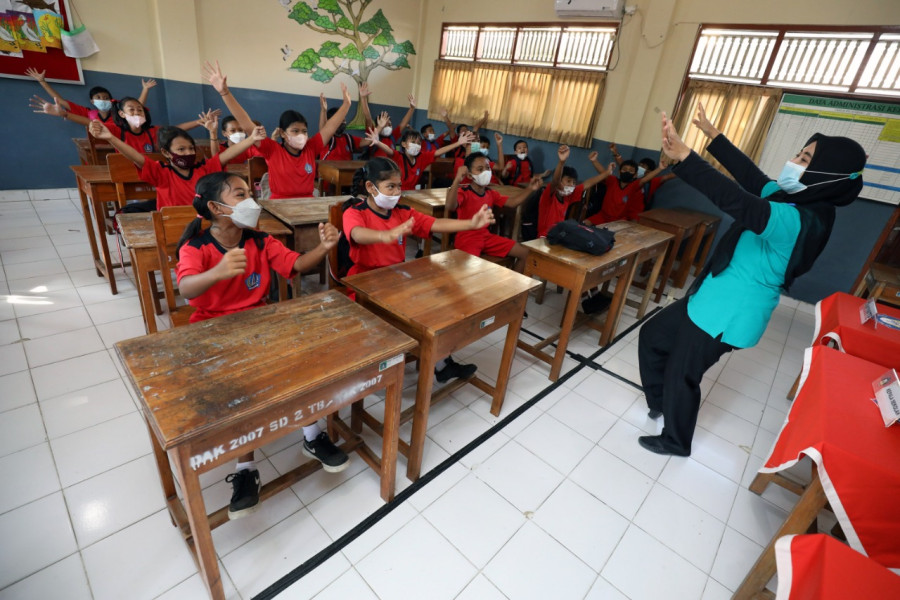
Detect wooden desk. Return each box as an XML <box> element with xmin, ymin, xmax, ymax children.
<box><xmin>115</xmin><ymin>292</ymin><xmax>416</xmax><ymax>600</ymax></box>
<box><xmin>317</xmin><ymin>160</ymin><xmax>365</xmax><ymax>196</ymax></box>
<box><xmin>116</xmin><ymin>212</ymin><xmax>292</xmax><ymax>334</ymax></box>
<box><xmin>637</xmin><ymin>208</ymin><xmax>709</xmax><ymax>301</ymax></box>
<box><xmin>72</xmin><ymin>137</ymin><xmax>114</xmax><ymax>165</ymax></box>
<box><xmin>517</xmin><ymin>222</ymin><xmax>672</xmax><ymax>381</ymax></box>
<box><xmin>401</xmin><ymin>188</ymin><xmax>448</xmax><ymax>255</ymax></box>
<box><xmin>344</xmin><ymin>250</ymin><xmax>539</xmax><ymax>480</ymax></box>
<box><xmin>259</xmin><ymin>196</ymin><xmax>341</xmax><ymax>290</ymax></box>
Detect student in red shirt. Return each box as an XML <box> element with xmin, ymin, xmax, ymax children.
<box><xmin>537</xmin><ymin>145</ymin><xmax>609</xmax><ymax>238</ymax></box>
<box><xmin>359</xmin><ymin>88</ymin><xmax>417</xmax><ymax>157</ymax></box>
<box><xmin>88</xmin><ymin>120</ymin><xmax>262</xmax><ymax>210</ymax></box>
<box><xmin>206</xmin><ymin>115</ymin><xmax>257</xmax><ymax>165</ymax></box>
<box><xmin>203</xmin><ymin>60</ymin><xmax>350</xmax><ymax>199</ymax></box>
<box><xmin>175</xmin><ymin>171</ymin><xmax>346</xmax><ymax>518</ymax></box>
<box><xmin>584</xmin><ymin>157</ymin><xmax>665</xmax><ymax>225</ymax></box>
<box><xmin>608</xmin><ymin>142</ymin><xmax>675</xmax><ymax>210</ymax></box>
<box><xmin>371</xmin><ymin>128</ymin><xmax>474</xmax><ymax>191</ymax></box>
<box><xmin>446</xmin><ymin>153</ymin><xmax>540</xmax><ymax>272</ymax></box>
<box><xmin>453</xmin><ymin>133</ymin><xmax>506</xmax><ymax>185</ymax></box>
<box><xmin>342</xmin><ymin>157</ymin><xmax>495</xmax><ymax>382</ymax></box>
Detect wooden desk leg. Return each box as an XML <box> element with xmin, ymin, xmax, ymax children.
<box><xmin>406</xmin><ymin>341</ymin><xmax>436</xmax><ymax>481</ymax></box>
<box><xmin>733</xmin><ymin>472</ymin><xmax>827</xmax><ymax>600</ymax></box>
<box><xmin>490</xmin><ymin>312</ymin><xmax>526</xmax><ymax>416</ymax></box>
<box><xmin>130</xmin><ymin>249</ymin><xmax>157</xmax><ymax>335</ymax></box>
<box><xmin>91</xmin><ymin>196</ymin><xmax>119</xmax><ymax>295</ymax></box>
<box><xmin>145</xmin><ymin>419</ymin><xmax>178</xmax><ymax>525</ymax></box>
<box><xmin>638</xmin><ymin>248</ymin><xmax>668</xmax><ymax>319</ymax></box>
<box><xmin>422</xmin><ymin>235</ymin><xmax>433</xmax><ymax>257</ymax></box>
<box><xmin>170</xmin><ymin>446</ymin><xmax>226</xmax><ymax>600</ymax></box>
<box><xmin>76</xmin><ymin>181</ymin><xmax>103</xmax><ymax>277</ymax></box>
<box><xmin>380</xmin><ymin>368</ymin><xmax>402</xmax><ymax>501</ymax></box>
<box><xmin>600</xmin><ymin>258</ymin><xmax>637</xmax><ymax>345</ymax></box>
<box><xmin>673</xmin><ymin>224</ymin><xmax>704</xmax><ymax>289</ymax></box>
<box><xmin>550</xmin><ymin>276</ymin><xmax>584</xmax><ymax>381</ymax></box>
<box><xmin>654</xmin><ymin>230</ymin><xmax>683</xmax><ymax>303</ymax></box>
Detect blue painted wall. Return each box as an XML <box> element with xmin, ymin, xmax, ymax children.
<box><xmin>1</xmin><ymin>70</ymin><xmax>893</xmax><ymax>304</ymax></box>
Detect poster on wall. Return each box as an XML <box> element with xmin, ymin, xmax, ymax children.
<box><xmin>0</xmin><ymin>0</ymin><xmax>83</xmax><ymax>83</ymax></box>
<box><xmin>759</xmin><ymin>93</ymin><xmax>900</xmax><ymax>206</ymax></box>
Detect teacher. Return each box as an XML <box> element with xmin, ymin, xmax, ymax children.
<box><xmin>637</xmin><ymin>104</ymin><xmax>867</xmax><ymax>457</ymax></box>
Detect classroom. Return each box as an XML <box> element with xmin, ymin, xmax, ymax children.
<box><xmin>1</xmin><ymin>0</ymin><xmax>900</xmax><ymax>598</ymax></box>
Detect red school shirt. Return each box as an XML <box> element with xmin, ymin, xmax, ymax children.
<box><xmin>342</xmin><ymin>200</ymin><xmax>435</xmax><ymax>275</ymax></box>
<box><xmin>398</xmin><ymin>149</ymin><xmax>437</xmax><ymax>191</ymax></box>
<box><xmin>217</xmin><ymin>141</ymin><xmax>257</xmax><ymax>165</ymax></box>
<box><xmin>318</xmin><ymin>133</ymin><xmax>363</xmax><ymax>161</ymax></box>
<box><xmin>105</xmin><ymin>122</ymin><xmax>158</xmax><ymax>155</ymax></box>
<box><xmin>538</xmin><ymin>182</ymin><xmax>584</xmax><ymax>238</ymax></box>
<box><xmin>505</xmin><ymin>157</ymin><xmax>534</xmax><ymax>186</ymax></box>
<box><xmin>422</xmin><ymin>132</ymin><xmax>448</xmax><ymax>153</ymax></box>
<box><xmin>453</xmin><ymin>184</ymin><xmax>507</xmax><ymax>243</ymax></box>
<box><xmin>255</xmin><ymin>135</ymin><xmax>324</xmax><ymax>199</ymax></box>
<box><xmin>176</xmin><ymin>229</ymin><xmax>299</xmax><ymax>323</ymax></box>
<box><xmin>453</xmin><ymin>155</ymin><xmax>500</xmax><ymax>185</ymax></box>
<box><xmin>371</xmin><ymin>131</ymin><xmax>399</xmax><ymax>158</ymax></box>
<box><xmin>140</xmin><ymin>154</ymin><xmax>223</xmax><ymax>209</ymax></box>
<box><xmin>586</xmin><ymin>175</ymin><xmax>644</xmax><ymax>225</ymax></box>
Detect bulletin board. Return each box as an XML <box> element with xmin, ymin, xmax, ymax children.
<box><xmin>0</xmin><ymin>0</ymin><xmax>83</xmax><ymax>83</ymax></box>
<box><xmin>758</xmin><ymin>93</ymin><xmax>900</xmax><ymax>206</ymax></box>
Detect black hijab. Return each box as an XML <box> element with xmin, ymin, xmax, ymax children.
<box><xmin>700</xmin><ymin>133</ymin><xmax>866</xmax><ymax>292</ymax></box>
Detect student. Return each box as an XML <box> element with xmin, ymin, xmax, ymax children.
<box><xmin>203</xmin><ymin>60</ymin><xmax>350</xmax><ymax>199</ymax></box>
<box><xmin>26</xmin><ymin>67</ymin><xmax>155</xmax><ymax>124</ymax></box>
<box><xmin>584</xmin><ymin>157</ymin><xmax>665</xmax><ymax>225</ymax></box>
<box><xmin>360</xmin><ymin>89</ymin><xmax>416</xmax><ymax>157</ymax></box>
<box><xmin>502</xmin><ymin>140</ymin><xmax>536</xmax><ymax>186</ymax></box>
<box><xmin>370</xmin><ymin>127</ymin><xmax>475</xmax><ymax>191</ymax></box>
<box><xmin>537</xmin><ymin>145</ymin><xmax>609</xmax><ymax>238</ymax></box>
<box><xmin>175</xmin><ymin>172</ymin><xmax>347</xmax><ymax>517</ymax></box>
<box><xmin>420</xmin><ymin>107</ymin><xmax>454</xmax><ymax>152</ymax></box>
<box><xmin>343</xmin><ymin>157</ymin><xmax>497</xmax><ymax>382</ymax></box>
<box><xmin>318</xmin><ymin>85</ymin><xmax>376</xmax><ymax>161</ymax></box>
<box><xmin>453</xmin><ymin>133</ymin><xmax>505</xmax><ymax>184</ymax></box>
<box><xmin>447</xmin><ymin>111</ymin><xmax>489</xmax><ymax>161</ymax></box>
<box><xmin>208</xmin><ymin>115</ymin><xmax>256</xmax><ymax>165</ymax></box>
<box><xmin>446</xmin><ymin>153</ymin><xmax>540</xmax><ymax>273</ymax></box>
<box><xmin>610</xmin><ymin>143</ymin><xmax>675</xmax><ymax>209</ymax></box>
<box><xmin>88</xmin><ymin>120</ymin><xmax>262</xmax><ymax>210</ymax></box>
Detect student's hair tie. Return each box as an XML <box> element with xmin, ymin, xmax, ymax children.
<box><xmin>195</xmin><ymin>214</ymin><xmax>203</xmax><ymax>219</ymax></box>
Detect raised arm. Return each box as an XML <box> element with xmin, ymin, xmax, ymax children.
<box><xmin>434</xmin><ymin>130</ymin><xmax>474</xmax><ymax>158</ymax></box>
<box><xmin>26</xmin><ymin>68</ymin><xmax>70</xmax><ymax>109</ymax></box>
<box><xmin>364</xmin><ymin>126</ymin><xmax>394</xmax><ymax>156</ymax></box>
<box><xmin>583</xmin><ymin>152</ymin><xmax>613</xmax><ymax>188</ymax></box>
<box><xmin>89</xmin><ymin>120</ymin><xmax>147</xmax><ymax>168</ymax></box>
<box><xmin>319</xmin><ymin>83</ymin><xmax>351</xmax><ymax>145</ymax></box>
<box><xmin>440</xmin><ymin>107</ymin><xmax>454</xmax><ymax>135</ymax></box>
<box><xmin>397</xmin><ymin>94</ymin><xmax>416</xmax><ymax>132</ymax></box>
<box><xmin>431</xmin><ymin>203</ymin><xmax>496</xmax><ymax>233</ymax></box>
<box><xmin>203</xmin><ymin>61</ymin><xmax>256</xmax><ymax>140</ymax></box>
<box><xmin>638</xmin><ymin>163</ymin><xmax>665</xmax><ymax>185</ymax></box>
<box><xmin>494</xmin><ymin>132</ymin><xmax>506</xmax><ymax>172</ymax></box>
<box><xmin>445</xmin><ymin>165</ymin><xmax>468</xmax><ymax>212</ymax></box>
<box><xmin>609</xmin><ymin>142</ymin><xmax>623</xmax><ymax>166</ymax></box>
<box><xmin>318</xmin><ymin>93</ymin><xmax>327</xmax><ymax>131</ymax></box>
<box><xmin>197</xmin><ymin>109</ymin><xmax>220</xmax><ymax>154</ymax></box>
<box><xmin>551</xmin><ymin>145</ymin><xmax>568</xmax><ymax>187</ymax></box>
<box><xmin>662</xmin><ymin>112</ymin><xmax>770</xmax><ymax>234</ymax></box>
<box><xmin>138</xmin><ymin>79</ymin><xmax>156</xmax><ymax>106</ymax></box>
<box><xmin>30</xmin><ymin>95</ymin><xmax>90</xmax><ymax>126</ymax></box>
<box><xmin>472</xmin><ymin>110</ymin><xmax>488</xmax><ymax>133</ymax></box>
<box><xmin>174</xmin><ymin>108</ymin><xmax>222</xmax><ymax>133</ymax></box>
<box><xmin>359</xmin><ymin>82</ymin><xmax>375</xmax><ymax>130</ymax></box>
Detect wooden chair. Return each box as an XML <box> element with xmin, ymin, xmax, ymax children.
<box><xmin>853</xmin><ymin>262</ymin><xmax>900</xmax><ymax>308</ymax></box>
<box><xmin>194</xmin><ymin>144</ymin><xmax>212</xmax><ymax>161</ymax></box>
<box><xmin>85</xmin><ymin>127</ymin><xmax>114</xmax><ymax>165</ymax></box>
<box><xmin>327</xmin><ymin>200</ymin><xmax>351</xmax><ymax>292</ymax></box>
<box><xmin>247</xmin><ymin>156</ymin><xmax>269</xmax><ymax>198</ymax></box>
<box><xmin>151</xmin><ymin>206</ymin><xmax>201</xmax><ymax>328</ymax></box>
<box><xmin>107</xmin><ymin>152</ymin><xmax>164</xmax><ymax>211</ymax></box>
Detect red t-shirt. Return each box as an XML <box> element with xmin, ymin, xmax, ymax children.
<box><xmin>371</xmin><ymin>130</ymin><xmax>401</xmax><ymax>158</ymax></box>
<box><xmin>538</xmin><ymin>183</ymin><xmax>584</xmax><ymax>238</ymax></box>
<box><xmin>398</xmin><ymin>150</ymin><xmax>437</xmax><ymax>191</ymax></box>
<box><xmin>453</xmin><ymin>156</ymin><xmax>500</xmax><ymax>185</ymax></box>
<box><xmin>105</xmin><ymin>122</ymin><xmax>158</xmax><ymax>155</ymax></box>
<box><xmin>217</xmin><ymin>141</ymin><xmax>256</xmax><ymax>165</ymax></box>
<box><xmin>318</xmin><ymin>133</ymin><xmax>362</xmax><ymax>161</ymax></box>
<box><xmin>140</xmin><ymin>155</ymin><xmax>223</xmax><ymax>209</ymax></box>
<box><xmin>176</xmin><ymin>229</ymin><xmax>299</xmax><ymax>323</ymax></box>
<box><xmin>255</xmin><ymin>135</ymin><xmax>324</xmax><ymax>199</ymax></box>
<box><xmin>453</xmin><ymin>185</ymin><xmax>507</xmax><ymax>245</ymax></box>
<box><xmin>422</xmin><ymin>132</ymin><xmax>448</xmax><ymax>153</ymax></box>
<box><xmin>505</xmin><ymin>157</ymin><xmax>534</xmax><ymax>186</ymax></box>
<box><xmin>587</xmin><ymin>175</ymin><xmax>644</xmax><ymax>225</ymax></box>
<box><xmin>342</xmin><ymin>200</ymin><xmax>435</xmax><ymax>275</ymax></box>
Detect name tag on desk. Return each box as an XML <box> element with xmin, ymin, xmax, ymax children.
<box><xmin>480</xmin><ymin>316</ymin><xmax>496</xmax><ymax>328</ymax></box>
<box><xmin>873</xmin><ymin>369</ymin><xmax>900</xmax><ymax>427</ymax></box>
<box><xmin>860</xmin><ymin>297</ymin><xmax>877</xmax><ymax>326</ymax></box>
<box><xmin>379</xmin><ymin>354</ymin><xmax>404</xmax><ymax>372</ymax></box>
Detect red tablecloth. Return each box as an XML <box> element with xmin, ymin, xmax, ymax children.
<box><xmin>775</xmin><ymin>534</ymin><xmax>900</xmax><ymax>599</ymax></box>
<box><xmin>813</xmin><ymin>292</ymin><xmax>900</xmax><ymax>369</ymax></box>
<box><xmin>761</xmin><ymin>345</ymin><xmax>900</xmax><ymax>568</ymax></box>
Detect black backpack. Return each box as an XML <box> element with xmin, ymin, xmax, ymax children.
<box><xmin>546</xmin><ymin>220</ymin><xmax>615</xmax><ymax>255</ymax></box>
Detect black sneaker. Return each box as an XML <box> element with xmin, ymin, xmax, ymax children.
<box><xmin>225</xmin><ymin>469</ymin><xmax>260</xmax><ymax>520</ymax></box>
<box><xmin>415</xmin><ymin>249</ymin><xmax>424</xmax><ymax>258</ymax></box>
<box><xmin>434</xmin><ymin>356</ymin><xmax>477</xmax><ymax>383</ymax></box>
<box><xmin>303</xmin><ymin>432</ymin><xmax>350</xmax><ymax>473</ymax></box>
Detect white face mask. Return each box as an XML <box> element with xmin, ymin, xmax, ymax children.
<box><xmin>228</xmin><ymin>132</ymin><xmax>246</xmax><ymax>145</ymax></box>
<box><xmin>124</xmin><ymin>114</ymin><xmax>146</xmax><ymax>128</ymax></box>
<box><xmin>426</xmin><ymin>133</ymin><xmax>436</xmax><ymax>141</ymax></box>
<box><xmin>286</xmin><ymin>133</ymin><xmax>308</xmax><ymax>150</ymax></box>
<box><xmin>217</xmin><ymin>198</ymin><xmax>261</xmax><ymax>229</ymax></box>
<box><xmin>381</xmin><ymin>126</ymin><xmax>393</xmax><ymax>137</ymax></box>
<box><xmin>473</xmin><ymin>170</ymin><xmax>493</xmax><ymax>186</ymax></box>
<box><xmin>561</xmin><ymin>185</ymin><xmax>575</xmax><ymax>196</ymax></box>
<box><xmin>369</xmin><ymin>184</ymin><xmax>400</xmax><ymax>210</ymax></box>
<box><xmin>516</xmin><ymin>152</ymin><xmax>527</xmax><ymax>161</ymax></box>
<box><xmin>406</xmin><ymin>142</ymin><xmax>421</xmax><ymax>157</ymax></box>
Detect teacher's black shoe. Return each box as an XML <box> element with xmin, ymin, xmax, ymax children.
<box><xmin>638</xmin><ymin>435</ymin><xmax>690</xmax><ymax>457</ymax></box>
<box><xmin>225</xmin><ymin>469</ymin><xmax>260</xmax><ymax>520</ymax></box>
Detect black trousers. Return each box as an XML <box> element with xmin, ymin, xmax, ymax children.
<box><xmin>638</xmin><ymin>297</ymin><xmax>734</xmax><ymax>453</ymax></box>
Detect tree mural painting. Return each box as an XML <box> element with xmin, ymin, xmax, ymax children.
<box><xmin>285</xmin><ymin>0</ymin><xmax>415</xmax><ymax>129</ymax></box>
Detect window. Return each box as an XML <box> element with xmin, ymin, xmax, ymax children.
<box><xmin>431</xmin><ymin>23</ymin><xmax>618</xmax><ymax>147</ymax></box>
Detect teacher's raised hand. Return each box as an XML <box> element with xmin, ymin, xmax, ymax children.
<box><xmin>660</xmin><ymin>112</ymin><xmax>691</xmax><ymax>162</ymax></box>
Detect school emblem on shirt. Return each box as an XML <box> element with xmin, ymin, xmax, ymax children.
<box><xmin>245</xmin><ymin>272</ymin><xmax>261</xmax><ymax>290</ymax></box>
<box><xmin>622</xmin><ymin>195</ymin><xmax>629</xmax><ymax>203</ymax></box>
<box><xmin>143</xmin><ymin>143</ymin><xmax>153</xmax><ymax>152</ymax></box>
<box><xmin>304</xmin><ymin>163</ymin><xmax>313</xmax><ymax>174</ymax></box>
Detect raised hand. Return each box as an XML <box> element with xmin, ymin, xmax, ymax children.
<box><xmin>198</xmin><ymin>109</ymin><xmax>218</xmax><ymax>133</ymax></box>
<box><xmin>88</xmin><ymin>120</ymin><xmax>113</xmax><ymax>140</ymax></box>
<box><xmin>358</xmin><ymin>82</ymin><xmax>371</xmax><ymax>97</ymax></box>
<box><xmin>494</xmin><ymin>132</ymin><xmax>503</xmax><ymax>145</ymax></box>
<box><xmin>249</xmin><ymin>125</ymin><xmax>267</xmax><ymax>141</ymax></box>
<box><xmin>528</xmin><ymin>176</ymin><xmax>543</xmax><ymax>191</ymax></box>
<box><xmin>30</xmin><ymin>94</ymin><xmax>63</xmax><ymax>117</ymax></box>
<box><xmin>609</xmin><ymin>142</ymin><xmax>618</xmax><ymax>154</ymax></box>
<box><xmin>341</xmin><ymin>82</ymin><xmax>351</xmax><ymax>104</ymax></box>
<box><xmin>364</xmin><ymin>127</ymin><xmax>380</xmax><ymax>146</ymax></box>
<box><xmin>215</xmin><ymin>248</ymin><xmax>247</xmax><ymax>280</ymax></box>
<box><xmin>588</xmin><ymin>150</ymin><xmax>598</xmax><ymax>162</ymax></box>
<box><xmin>271</xmin><ymin>127</ymin><xmax>283</xmax><ymax>141</ymax></box>
<box><xmin>376</xmin><ymin>111</ymin><xmax>389</xmax><ymax>130</ymax></box>
<box><xmin>142</xmin><ymin>78</ymin><xmax>157</xmax><ymax>90</ymax></box>
<box><xmin>439</xmin><ymin>107</ymin><xmax>449</xmax><ymax>118</ymax></box>
<box><xmin>470</xmin><ymin>204</ymin><xmax>496</xmax><ymax>229</ymax></box>
<box><xmin>608</xmin><ymin>162</ymin><xmax>616</xmax><ymax>173</ymax></box>
<box><xmin>692</xmin><ymin>102</ymin><xmax>718</xmax><ymax>139</ymax></box>
<box><xmin>454</xmin><ymin>165</ymin><xmax>469</xmax><ymax>182</ymax></box>
<box><xmin>408</xmin><ymin>93</ymin><xmax>416</xmax><ymax>108</ymax></box>
<box><xmin>458</xmin><ymin>130</ymin><xmax>476</xmax><ymax>144</ymax></box>
<box><xmin>318</xmin><ymin>223</ymin><xmax>340</xmax><ymax>250</ymax></box>
<box><xmin>319</xmin><ymin>93</ymin><xmax>327</xmax><ymax>110</ymax></box>
<box><xmin>25</xmin><ymin>67</ymin><xmax>45</xmax><ymax>81</ymax></box>
<box><xmin>661</xmin><ymin>111</ymin><xmax>690</xmax><ymax>162</ymax></box>
<box><xmin>558</xmin><ymin>145</ymin><xmax>570</xmax><ymax>162</ymax></box>
<box><xmin>202</xmin><ymin>60</ymin><xmax>228</xmax><ymax>94</ymax></box>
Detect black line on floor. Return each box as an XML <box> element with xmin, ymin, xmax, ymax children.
<box><xmin>252</xmin><ymin>306</ymin><xmax>660</xmax><ymax>599</ymax></box>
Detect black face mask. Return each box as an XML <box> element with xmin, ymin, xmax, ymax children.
<box><xmin>619</xmin><ymin>171</ymin><xmax>635</xmax><ymax>183</ymax></box>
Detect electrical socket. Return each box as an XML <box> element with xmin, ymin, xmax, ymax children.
<box><xmin>624</xmin><ymin>4</ymin><xmax>637</xmax><ymax>15</ymax></box>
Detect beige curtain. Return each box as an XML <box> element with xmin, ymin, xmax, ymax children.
<box><xmin>673</xmin><ymin>80</ymin><xmax>782</xmax><ymax>171</ymax></box>
<box><xmin>429</xmin><ymin>59</ymin><xmax>605</xmax><ymax>147</ymax></box>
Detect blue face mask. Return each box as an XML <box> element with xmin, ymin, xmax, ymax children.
<box><xmin>480</xmin><ymin>148</ymin><xmax>490</xmax><ymax>156</ymax></box>
<box><xmin>92</xmin><ymin>99</ymin><xmax>112</xmax><ymax>112</ymax></box>
<box><xmin>637</xmin><ymin>166</ymin><xmax>646</xmax><ymax>178</ymax></box>
<box><xmin>469</xmin><ymin>142</ymin><xmax>481</xmax><ymax>154</ymax></box>
<box><xmin>776</xmin><ymin>161</ymin><xmax>808</xmax><ymax>194</ymax></box>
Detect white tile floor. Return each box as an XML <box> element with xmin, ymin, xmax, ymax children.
<box><xmin>0</xmin><ymin>189</ymin><xmax>821</xmax><ymax>599</ymax></box>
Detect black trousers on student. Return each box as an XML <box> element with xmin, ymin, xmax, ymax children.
<box><xmin>638</xmin><ymin>297</ymin><xmax>734</xmax><ymax>454</ymax></box>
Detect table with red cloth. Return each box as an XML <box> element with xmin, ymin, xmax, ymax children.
<box><xmin>734</xmin><ymin>345</ymin><xmax>900</xmax><ymax>598</ymax></box>
<box><xmin>774</xmin><ymin>534</ymin><xmax>900</xmax><ymax>600</ymax></box>
<box><xmin>811</xmin><ymin>291</ymin><xmax>900</xmax><ymax>367</ymax></box>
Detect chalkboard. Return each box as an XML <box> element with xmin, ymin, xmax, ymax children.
<box><xmin>0</xmin><ymin>0</ymin><xmax>82</xmax><ymax>84</ymax></box>
<box><xmin>759</xmin><ymin>93</ymin><xmax>900</xmax><ymax>206</ymax></box>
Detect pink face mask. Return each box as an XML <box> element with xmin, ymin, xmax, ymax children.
<box><xmin>124</xmin><ymin>114</ymin><xmax>146</xmax><ymax>128</ymax></box>
<box><xmin>286</xmin><ymin>133</ymin><xmax>308</xmax><ymax>150</ymax></box>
